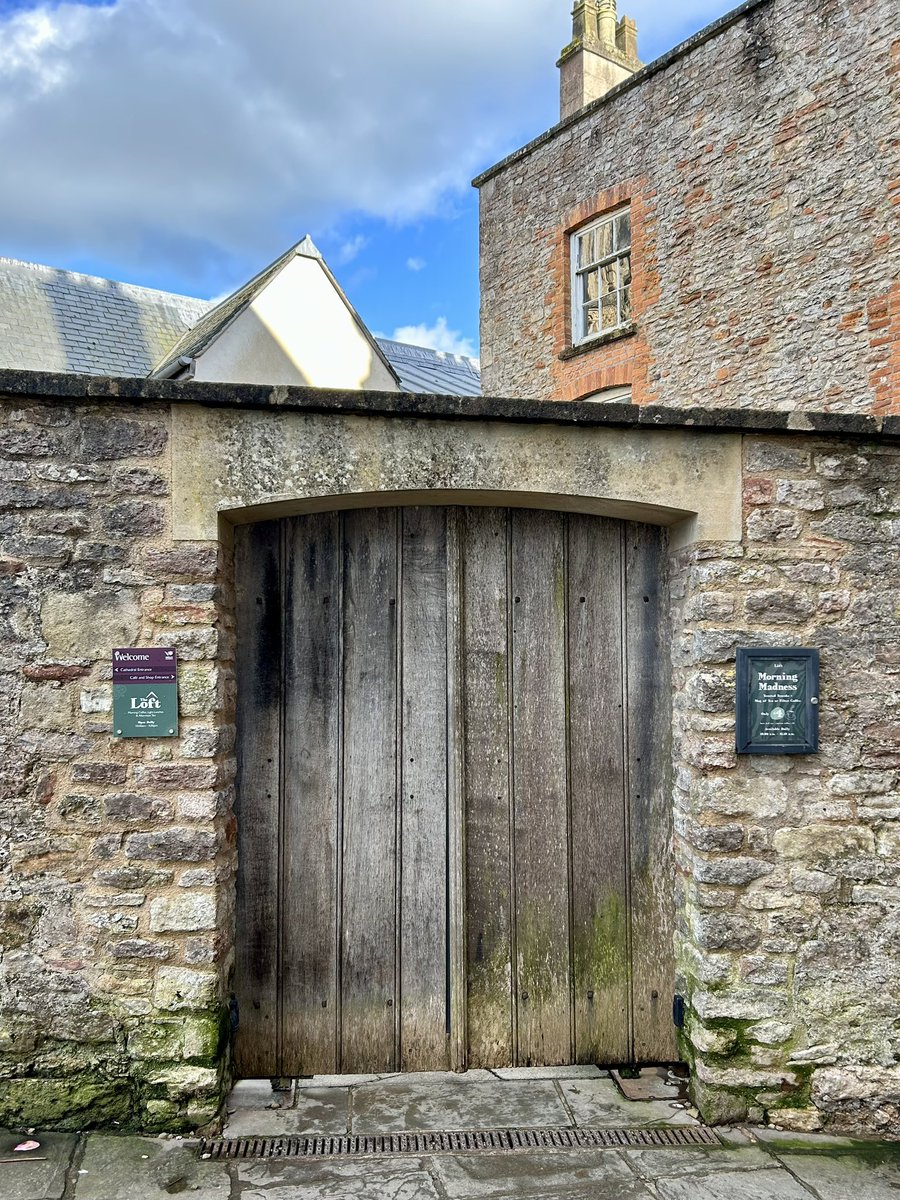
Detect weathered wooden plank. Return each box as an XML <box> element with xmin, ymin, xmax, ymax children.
<box><xmin>446</xmin><ymin>508</ymin><xmax>467</xmax><ymax>1072</ymax></box>
<box><xmin>625</xmin><ymin>523</ymin><xmax>676</xmax><ymax>1062</ymax></box>
<box><xmin>280</xmin><ymin>513</ymin><xmax>341</xmax><ymax>1075</ymax></box>
<box><xmin>398</xmin><ymin>507</ymin><xmax>450</xmax><ymax>1071</ymax></box>
<box><xmin>233</xmin><ymin>520</ymin><xmax>282</xmax><ymax>1077</ymax></box>
<box><xmin>340</xmin><ymin>507</ymin><xmax>400</xmax><ymax>1072</ymax></box>
<box><xmin>510</xmin><ymin>509</ymin><xmax>571</xmax><ymax>1066</ymax></box>
<box><xmin>462</xmin><ymin>507</ymin><xmax>514</xmax><ymax>1068</ymax></box>
<box><xmin>567</xmin><ymin>516</ymin><xmax>630</xmax><ymax>1064</ymax></box>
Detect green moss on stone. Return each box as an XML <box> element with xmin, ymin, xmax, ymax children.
<box><xmin>0</xmin><ymin>1076</ymin><xmax>134</xmax><ymax>1131</ymax></box>
<box><xmin>690</xmin><ymin>1075</ymin><xmax>750</xmax><ymax>1125</ymax></box>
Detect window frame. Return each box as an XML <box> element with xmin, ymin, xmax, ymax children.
<box><xmin>569</xmin><ymin>206</ymin><xmax>633</xmax><ymax>347</ymax></box>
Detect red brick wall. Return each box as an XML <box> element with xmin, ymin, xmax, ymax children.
<box><xmin>478</xmin><ymin>0</ymin><xmax>899</xmax><ymax>415</ymax></box>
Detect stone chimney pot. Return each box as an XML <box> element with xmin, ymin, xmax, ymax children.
<box><xmin>558</xmin><ymin>0</ymin><xmax>641</xmax><ymax>121</ymax></box>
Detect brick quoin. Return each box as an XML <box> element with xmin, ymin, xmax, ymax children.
<box><xmin>544</xmin><ymin>181</ymin><xmax>660</xmax><ymax>403</ymax></box>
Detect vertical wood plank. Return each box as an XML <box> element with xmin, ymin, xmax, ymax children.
<box><xmin>567</xmin><ymin>516</ymin><xmax>631</xmax><ymax>1064</ymax></box>
<box><xmin>462</xmin><ymin>508</ymin><xmax>514</xmax><ymax>1068</ymax></box>
<box><xmin>626</xmin><ymin>524</ymin><xmax>676</xmax><ymax>1062</ymax></box>
<box><xmin>446</xmin><ymin>508</ymin><xmax>467</xmax><ymax>1072</ymax></box>
<box><xmin>341</xmin><ymin>507</ymin><xmax>399</xmax><ymax>1072</ymax></box>
<box><xmin>398</xmin><ymin>507</ymin><xmax>450</xmax><ymax>1071</ymax></box>
<box><xmin>510</xmin><ymin>509</ymin><xmax>571</xmax><ymax>1066</ymax></box>
<box><xmin>233</xmin><ymin>520</ymin><xmax>282</xmax><ymax>1077</ymax></box>
<box><xmin>280</xmin><ymin>513</ymin><xmax>341</xmax><ymax>1075</ymax></box>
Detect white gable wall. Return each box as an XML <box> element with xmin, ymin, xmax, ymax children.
<box><xmin>193</xmin><ymin>255</ymin><xmax>398</xmax><ymax>391</ymax></box>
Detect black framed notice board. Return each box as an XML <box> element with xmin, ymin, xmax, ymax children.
<box><xmin>736</xmin><ymin>647</ymin><xmax>819</xmax><ymax>755</ymax></box>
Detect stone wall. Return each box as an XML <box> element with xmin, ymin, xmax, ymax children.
<box><xmin>0</xmin><ymin>378</ymin><xmax>897</xmax><ymax>1137</ymax></box>
<box><xmin>672</xmin><ymin>431</ymin><xmax>900</xmax><ymax>1136</ymax></box>
<box><xmin>0</xmin><ymin>396</ymin><xmax>234</xmax><ymax>1132</ymax></box>
<box><xmin>477</xmin><ymin>0</ymin><xmax>899</xmax><ymax>415</ymax></box>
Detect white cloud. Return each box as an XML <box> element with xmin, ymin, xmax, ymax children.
<box><xmin>391</xmin><ymin>318</ymin><xmax>477</xmax><ymax>360</ymax></box>
<box><xmin>0</xmin><ymin>0</ymin><xmax>733</xmax><ymax>288</ymax></box>
<box><xmin>406</xmin><ymin>257</ymin><xmax>426</xmax><ymax>272</ymax></box>
<box><xmin>337</xmin><ymin>234</ymin><xmax>368</xmax><ymax>265</ymax></box>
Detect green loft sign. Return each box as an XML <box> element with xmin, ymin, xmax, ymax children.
<box><xmin>736</xmin><ymin>647</ymin><xmax>819</xmax><ymax>755</ymax></box>
<box><xmin>112</xmin><ymin>648</ymin><xmax>179</xmax><ymax>739</ymax></box>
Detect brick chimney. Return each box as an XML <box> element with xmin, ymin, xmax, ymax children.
<box><xmin>558</xmin><ymin>0</ymin><xmax>641</xmax><ymax>121</ymax></box>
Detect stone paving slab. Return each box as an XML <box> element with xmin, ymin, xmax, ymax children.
<box><xmin>0</xmin><ymin>1130</ymin><xmax>77</xmax><ymax>1200</ymax></box>
<box><xmin>490</xmin><ymin>1065</ymin><xmax>607</xmax><ymax>1081</ymax></box>
<box><xmin>225</xmin><ymin>1088</ymin><xmax>349</xmax><ymax>1137</ymax></box>
<box><xmin>235</xmin><ymin>1155</ymin><xmax>442</xmax><ymax>1199</ymax></box>
<box><xmin>75</xmin><ymin>1136</ymin><xmax>230</xmax><ymax>1200</ymax></box>
<box><xmin>351</xmin><ymin>1076</ymin><xmax>571</xmax><ymax>1134</ymax></box>
<box><xmin>301</xmin><ymin>1074</ymin><xmax>394</xmax><ymax>1088</ymax></box>
<box><xmin>622</xmin><ymin>1144</ymin><xmax>775</xmax><ymax>1179</ymax></box>
<box><xmin>559</xmin><ymin>1078</ymin><xmax>697</xmax><ymax>1128</ymax></box>
<box><xmin>430</xmin><ymin>1147</ymin><xmax>651</xmax><ymax>1198</ymax></box>
<box><xmin>777</xmin><ymin>1151</ymin><xmax>900</xmax><ymax>1200</ymax></box>
<box><xmin>228</xmin><ymin>1079</ymin><xmax>287</xmax><ymax>1108</ymax></box>
<box><xmin>652</xmin><ymin>1167</ymin><xmax>815</xmax><ymax>1199</ymax></box>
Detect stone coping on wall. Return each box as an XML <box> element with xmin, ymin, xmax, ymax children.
<box><xmin>0</xmin><ymin>369</ymin><xmax>896</xmax><ymax>440</ymax></box>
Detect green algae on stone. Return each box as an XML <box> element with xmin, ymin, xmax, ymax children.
<box><xmin>0</xmin><ymin>1076</ymin><xmax>134</xmax><ymax>1131</ymax></box>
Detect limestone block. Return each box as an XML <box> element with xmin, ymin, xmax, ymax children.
<box><xmin>179</xmin><ymin>869</ymin><xmax>217</xmax><ymax>888</ymax></box>
<box><xmin>813</xmin><ymin>1065</ymin><xmax>900</xmax><ymax>1106</ymax></box>
<box><xmin>693</xmin><ymin>989</ymin><xmax>779</xmax><ymax>1022</ymax></box>
<box><xmin>692</xmin><ymin>911</ymin><xmax>761</xmax><ymax>952</ymax></box>
<box><xmin>772</xmin><ymin>825</ymin><xmax>876</xmax><ymax>861</ymax></box>
<box><xmin>80</xmin><ymin>415</ymin><xmax>167</xmax><ymax>460</ymax></box>
<box><xmin>693</xmin><ymin>858</ymin><xmax>773</xmax><ymax>886</ymax></box>
<box><xmin>20</xmin><ymin>683</ymin><xmax>72</xmax><ymax>730</ymax></box>
<box><xmin>124</xmin><ymin>829</ymin><xmax>217</xmax><ymax>863</ymax></box>
<box><xmin>695</xmin><ymin>1062</ymin><xmax>797</xmax><ymax>1089</ymax></box>
<box><xmin>146</xmin><ymin>1064</ymin><xmax>220</xmax><ymax>1097</ymax></box>
<box><xmin>154</xmin><ymin>967</ymin><xmax>218</xmax><ymax>1012</ymax></box>
<box><xmin>104</xmin><ymin>793</ymin><xmax>174</xmax><ymax>822</ymax></box>
<box><xmin>775</xmin><ymin>480</ymin><xmax>826</xmax><ymax>511</ymax></box>
<box><xmin>80</xmin><ymin>687</ymin><xmax>112</xmax><ymax>714</ymax></box>
<box><xmin>687</xmin><ymin>1023</ymin><xmax>738</xmax><ymax>1055</ymax></box>
<box><xmin>149</xmin><ymin>894</ymin><xmax>216</xmax><ymax>933</ymax></box>
<box><xmin>774</xmin><ymin>1107</ymin><xmax>823</xmax><ymax>1132</ymax></box>
<box><xmin>829</xmin><ymin>772</ymin><xmax>896</xmax><ymax>797</ymax></box>
<box><xmin>179</xmin><ymin>726</ymin><xmax>220</xmax><ymax>759</ymax></box>
<box><xmin>41</xmin><ymin>593</ymin><xmax>140</xmax><ymax>660</ymax></box>
<box><xmin>177</xmin><ymin>793</ymin><xmax>221</xmax><ymax>821</ymax></box>
<box><xmin>178</xmin><ymin>668</ymin><xmax>219</xmax><ymax>717</ymax></box>
<box><xmin>790</xmin><ymin>869</ymin><xmax>838</xmax><ymax>896</ymax></box>
<box><xmin>750</xmin><ymin>1020</ymin><xmax>795</xmax><ymax>1046</ymax></box>
<box><xmin>788</xmin><ymin>1045</ymin><xmax>838</xmax><ymax>1065</ymax></box>
<box><xmin>109</xmin><ymin>939</ymin><xmax>175</xmax><ymax>961</ymax></box>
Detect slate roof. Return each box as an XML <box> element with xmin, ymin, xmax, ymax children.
<box><xmin>0</xmin><ymin>254</ymin><xmax>481</xmax><ymax>397</ymax></box>
<box><xmin>376</xmin><ymin>338</ymin><xmax>482</xmax><ymax>396</ymax></box>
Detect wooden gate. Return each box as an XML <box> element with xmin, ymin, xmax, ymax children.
<box><xmin>234</xmin><ymin>506</ymin><xmax>674</xmax><ymax>1077</ymax></box>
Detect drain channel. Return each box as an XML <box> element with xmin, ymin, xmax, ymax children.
<box><xmin>201</xmin><ymin>1125</ymin><xmax>719</xmax><ymax>1161</ymax></box>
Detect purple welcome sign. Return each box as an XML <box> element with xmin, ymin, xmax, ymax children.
<box><xmin>112</xmin><ymin>648</ymin><xmax>177</xmax><ymax>685</ymax></box>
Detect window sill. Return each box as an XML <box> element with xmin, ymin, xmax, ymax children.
<box><xmin>559</xmin><ymin>323</ymin><xmax>636</xmax><ymax>361</ymax></box>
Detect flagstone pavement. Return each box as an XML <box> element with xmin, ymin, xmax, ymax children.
<box><xmin>1</xmin><ymin>1067</ymin><xmax>898</xmax><ymax>1199</ymax></box>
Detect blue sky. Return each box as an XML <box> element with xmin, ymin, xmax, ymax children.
<box><xmin>0</xmin><ymin>0</ymin><xmax>737</xmax><ymax>356</ymax></box>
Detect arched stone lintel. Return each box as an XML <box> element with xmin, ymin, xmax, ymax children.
<box><xmin>173</xmin><ymin>403</ymin><xmax>742</xmax><ymax>548</ymax></box>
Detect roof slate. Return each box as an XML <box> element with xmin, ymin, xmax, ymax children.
<box><xmin>0</xmin><ymin>254</ymin><xmax>481</xmax><ymax>397</ymax></box>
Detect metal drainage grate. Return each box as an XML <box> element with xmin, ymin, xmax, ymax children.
<box><xmin>200</xmin><ymin>1125</ymin><xmax>719</xmax><ymax>1162</ymax></box>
